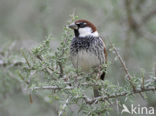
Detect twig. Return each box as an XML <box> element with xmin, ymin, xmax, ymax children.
<box><xmin>29</xmin><ymin>94</ymin><xmax>33</xmax><ymax>104</ymax></box>
<box><xmin>31</xmin><ymin>80</ymin><xmax>156</xmax><ymax>105</ymax></box>
<box><xmin>141</xmin><ymin>74</ymin><xmax>145</xmax><ymax>90</ymax></box>
<box><xmin>110</xmin><ymin>42</ymin><xmax>131</xmax><ymax>80</ymax></box>
<box><xmin>154</xmin><ymin>63</ymin><xmax>156</xmax><ymax>77</ymax></box>
<box><xmin>142</xmin><ymin>8</ymin><xmax>156</xmax><ymax>24</ymax></box>
<box><xmin>0</xmin><ymin>60</ymin><xmax>24</xmax><ymax>67</ymax></box>
<box><xmin>17</xmin><ymin>51</ymin><xmax>33</xmax><ymax>104</ymax></box>
<box><xmin>18</xmin><ymin>72</ymin><xmax>29</xmax><ymax>85</ymax></box>
<box><xmin>125</xmin><ymin>0</ymin><xmax>139</xmax><ymax>33</ymax></box>
<box><xmin>138</xmin><ymin>27</ymin><xmax>156</xmax><ymax>43</ymax></box>
<box><xmin>22</xmin><ymin>51</ymin><xmax>31</xmax><ymax>67</ymax></box>
<box><xmin>124</xmin><ymin>0</ymin><xmax>156</xmax><ymax>44</ymax></box>
<box><xmin>82</xmin><ymin>86</ymin><xmax>156</xmax><ymax>105</ymax></box>
<box><xmin>58</xmin><ymin>97</ymin><xmax>70</xmax><ymax>116</ymax></box>
<box><xmin>109</xmin><ymin>40</ymin><xmax>135</xmax><ymax>90</ymax></box>
<box><xmin>17</xmin><ymin>71</ymin><xmax>33</xmax><ymax>104</ymax></box>
<box><xmin>58</xmin><ymin>61</ymin><xmax>64</xmax><ymax>78</ymax></box>
<box><xmin>35</xmin><ymin>54</ymin><xmax>60</xmax><ymax>76</ymax></box>
<box><xmin>32</xmin><ymin>86</ymin><xmax>73</xmax><ymax>91</ymax></box>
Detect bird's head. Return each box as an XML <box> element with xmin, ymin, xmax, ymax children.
<box><xmin>68</xmin><ymin>19</ymin><xmax>99</xmax><ymax>38</ymax></box>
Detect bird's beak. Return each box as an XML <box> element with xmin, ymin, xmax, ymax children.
<box><xmin>68</xmin><ymin>23</ymin><xmax>78</xmax><ymax>30</ymax></box>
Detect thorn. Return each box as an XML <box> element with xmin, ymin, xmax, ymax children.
<box><xmin>29</xmin><ymin>94</ymin><xmax>33</xmax><ymax>104</ymax></box>
<box><xmin>139</xmin><ymin>93</ymin><xmax>145</xmax><ymax>100</ymax></box>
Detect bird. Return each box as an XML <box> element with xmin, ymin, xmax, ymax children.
<box><xmin>68</xmin><ymin>19</ymin><xmax>107</xmax><ymax>97</ymax></box>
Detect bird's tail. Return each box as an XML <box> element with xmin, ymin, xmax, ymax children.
<box><xmin>100</xmin><ymin>71</ymin><xmax>106</xmax><ymax>80</ymax></box>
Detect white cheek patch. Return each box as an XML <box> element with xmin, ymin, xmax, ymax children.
<box><xmin>78</xmin><ymin>27</ymin><xmax>99</xmax><ymax>37</ymax></box>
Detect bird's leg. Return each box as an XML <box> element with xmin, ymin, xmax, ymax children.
<box><xmin>96</xmin><ymin>65</ymin><xmax>102</xmax><ymax>80</ymax></box>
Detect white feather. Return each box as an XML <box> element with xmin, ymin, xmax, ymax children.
<box><xmin>78</xmin><ymin>27</ymin><xmax>99</xmax><ymax>37</ymax></box>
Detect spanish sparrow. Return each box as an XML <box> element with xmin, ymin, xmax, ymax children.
<box><xmin>69</xmin><ymin>19</ymin><xmax>107</xmax><ymax>97</ymax></box>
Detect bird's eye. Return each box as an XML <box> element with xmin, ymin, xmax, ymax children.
<box><xmin>76</xmin><ymin>22</ymin><xmax>87</xmax><ymax>28</ymax></box>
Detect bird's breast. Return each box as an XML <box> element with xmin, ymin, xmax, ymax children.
<box><xmin>71</xmin><ymin>50</ymin><xmax>100</xmax><ymax>71</ymax></box>
<box><xmin>70</xmin><ymin>36</ymin><xmax>105</xmax><ymax>71</ymax></box>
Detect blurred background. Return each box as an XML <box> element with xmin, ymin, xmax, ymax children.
<box><xmin>0</xmin><ymin>0</ymin><xmax>156</xmax><ymax>116</ymax></box>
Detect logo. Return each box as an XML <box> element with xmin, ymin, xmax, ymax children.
<box><xmin>121</xmin><ymin>104</ymin><xmax>154</xmax><ymax>115</ymax></box>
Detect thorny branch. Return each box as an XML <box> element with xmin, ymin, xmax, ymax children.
<box><xmin>142</xmin><ymin>8</ymin><xmax>156</xmax><ymax>24</ymax></box>
<box><xmin>58</xmin><ymin>97</ymin><xmax>70</xmax><ymax>116</ymax></box>
<box><xmin>155</xmin><ymin>63</ymin><xmax>156</xmax><ymax>77</ymax></box>
<box><xmin>0</xmin><ymin>60</ymin><xmax>24</xmax><ymax>67</ymax></box>
<box><xmin>31</xmin><ymin>84</ymin><xmax>156</xmax><ymax>105</ymax></box>
<box><xmin>33</xmin><ymin>86</ymin><xmax>73</xmax><ymax>91</ymax></box>
<box><xmin>82</xmin><ymin>86</ymin><xmax>156</xmax><ymax>105</ymax></box>
<box><xmin>109</xmin><ymin>40</ymin><xmax>136</xmax><ymax>90</ymax></box>
<box><xmin>125</xmin><ymin>0</ymin><xmax>139</xmax><ymax>33</ymax></box>
<box><xmin>124</xmin><ymin>0</ymin><xmax>156</xmax><ymax>43</ymax></box>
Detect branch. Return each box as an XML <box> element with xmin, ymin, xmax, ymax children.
<box><xmin>31</xmin><ymin>77</ymin><xmax>156</xmax><ymax>106</ymax></box>
<box><xmin>124</xmin><ymin>0</ymin><xmax>156</xmax><ymax>43</ymax></box>
<box><xmin>22</xmin><ymin>51</ymin><xmax>31</xmax><ymax>67</ymax></box>
<box><xmin>0</xmin><ymin>59</ymin><xmax>24</xmax><ymax>67</ymax></box>
<box><xmin>142</xmin><ymin>8</ymin><xmax>156</xmax><ymax>24</ymax></box>
<box><xmin>155</xmin><ymin>63</ymin><xmax>156</xmax><ymax>77</ymax></box>
<box><xmin>31</xmin><ymin>81</ymin><xmax>116</xmax><ymax>91</ymax></box>
<box><xmin>109</xmin><ymin>40</ymin><xmax>136</xmax><ymax>90</ymax></box>
<box><xmin>57</xmin><ymin>61</ymin><xmax>64</xmax><ymax>78</ymax></box>
<box><xmin>82</xmin><ymin>86</ymin><xmax>156</xmax><ymax>105</ymax></box>
<box><xmin>32</xmin><ymin>86</ymin><xmax>73</xmax><ymax>91</ymax></box>
<box><xmin>35</xmin><ymin>54</ymin><xmax>60</xmax><ymax>78</ymax></box>
<box><xmin>124</xmin><ymin>0</ymin><xmax>139</xmax><ymax>33</ymax></box>
<box><xmin>138</xmin><ymin>28</ymin><xmax>156</xmax><ymax>43</ymax></box>
<box><xmin>58</xmin><ymin>97</ymin><xmax>70</xmax><ymax>116</ymax></box>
